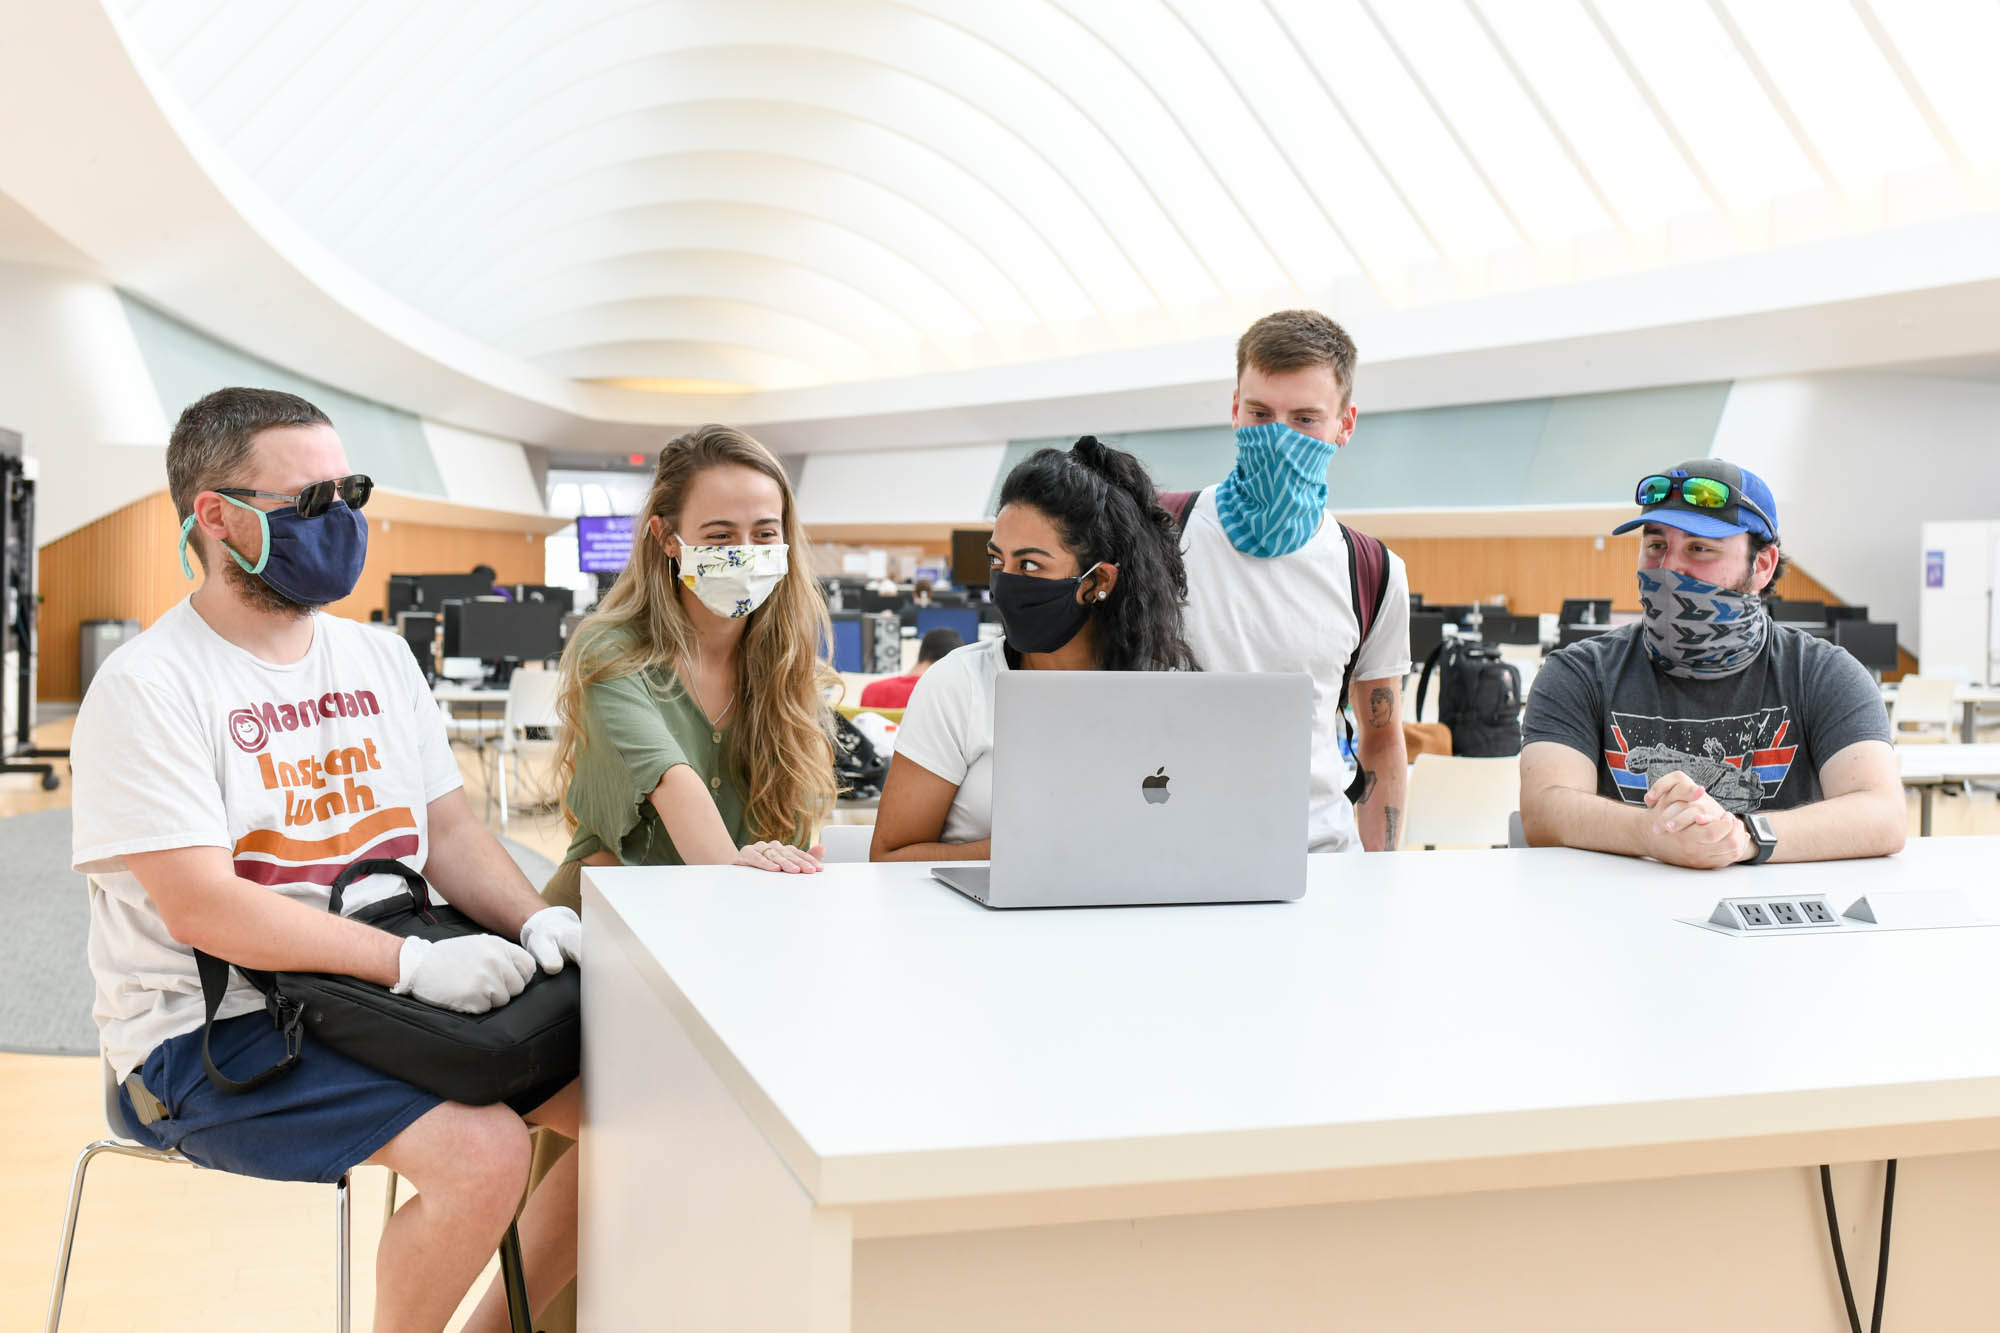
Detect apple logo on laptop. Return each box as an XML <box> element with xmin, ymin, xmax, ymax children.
<box><xmin>1141</xmin><ymin>767</ymin><xmax>1171</xmax><ymax>805</ymax></box>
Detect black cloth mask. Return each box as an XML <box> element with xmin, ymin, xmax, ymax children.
<box><xmin>990</xmin><ymin>564</ymin><xmax>1102</xmax><ymax>655</ymax></box>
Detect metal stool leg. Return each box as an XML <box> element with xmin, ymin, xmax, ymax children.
<box><xmin>497</xmin><ymin>1222</ymin><xmax>535</xmax><ymax>1333</ymax></box>
<box><xmin>45</xmin><ymin>1139</ymin><xmax>185</xmax><ymax>1333</ymax></box>
<box><xmin>382</xmin><ymin>1169</ymin><xmax>399</xmax><ymax>1231</ymax></box>
<box><xmin>335</xmin><ymin>1173</ymin><xmax>351</xmax><ymax>1333</ymax></box>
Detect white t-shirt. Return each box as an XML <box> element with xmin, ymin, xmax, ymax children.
<box><xmin>1180</xmin><ymin>488</ymin><xmax>1411</xmax><ymax>853</ymax></box>
<box><xmin>890</xmin><ymin>638</ymin><xmax>1010</xmax><ymax>845</ymax></box>
<box><xmin>70</xmin><ymin>599</ymin><xmax>463</xmax><ymax>1082</ymax></box>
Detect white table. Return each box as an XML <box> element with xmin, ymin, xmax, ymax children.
<box><xmin>1881</xmin><ymin>682</ymin><xmax>2000</xmax><ymax>743</ymax></box>
<box><xmin>1898</xmin><ymin>743</ymin><xmax>2000</xmax><ymax>835</ymax></box>
<box><xmin>581</xmin><ymin>842</ymin><xmax>2000</xmax><ymax>1332</ymax></box>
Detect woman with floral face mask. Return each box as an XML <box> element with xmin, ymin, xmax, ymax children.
<box><xmin>872</xmin><ymin>436</ymin><xmax>1199</xmax><ymax>862</ymax></box>
<box><xmin>525</xmin><ymin>425</ymin><xmax>840</xmax><ymax>1327</ymax></box>
<box><xmin>544</xmin><ymin>424</ymin><xmax>837</xmax><ymax>894</ymax></box>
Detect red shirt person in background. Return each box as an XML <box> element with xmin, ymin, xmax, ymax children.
<box><xmin>860</xmin><ymin>628</ymin><xmax>964</xmax><ymax>709</ymax></box>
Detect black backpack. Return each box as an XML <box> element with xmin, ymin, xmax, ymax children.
<box><xmin>832</xmin><ymin>712</ymin><xmax>890</xmax><ymax>800</ymax></box>
<box><xmin>1415</xmin><ymin>638</ymin><xmax>1524</xmax><ymax>757</ymax></box>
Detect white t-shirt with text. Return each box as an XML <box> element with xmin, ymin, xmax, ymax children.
<box><xmin>890</xmin><ymin>638</ymin><xmax>1009</xmax><ymax>846</ymax></box>
<box><xmin>70</xmin><ymin>600</ymin><xmax>463</xmax><ymax>1081</ymax></box>
<box><xmin>1179</xmin><ymin>488</ymin><xmax>1412</xmax><ymax>853</ymax></box>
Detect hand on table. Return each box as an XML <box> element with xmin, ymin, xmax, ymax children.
<box><xmin>1642</xmin><ymin>770</ymin><xmax>1752</xmax><ymax>870</ymax></box>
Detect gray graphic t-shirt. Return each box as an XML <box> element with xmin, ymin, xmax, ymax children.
<box><xmin>1523</xmin><ymin>623</ymin><xmax>1891</xmax><ymax>814</ymax></box>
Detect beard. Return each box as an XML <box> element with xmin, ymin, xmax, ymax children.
<box><xmin>221</xmin><ymin>553</ymin><xmax>317</xmax><ymax>618</ymax></box>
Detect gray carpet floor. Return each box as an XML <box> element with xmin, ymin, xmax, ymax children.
<box><xmin>0</xmin><ymin>807</ymin><xmax>558</xmax><ymax>1057</ymax></box>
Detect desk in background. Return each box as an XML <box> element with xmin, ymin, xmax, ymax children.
<box><xmin>582</xmin><ymin>840</ymin><xmax>2000</xmax><ymax>1332</ymax></box>
<box><xmin>1899</xmin><ymin>743</ymin><xmax>2000</xmax><ymax>835</ymax></box>
<box><xmin>1881</xmin><ymin>681</ymin><xmax>2000</xmax><ymax>744</ymax></box>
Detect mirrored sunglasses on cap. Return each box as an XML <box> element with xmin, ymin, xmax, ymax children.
<box><xmin>1635</xmin><ymin>473</ymin><xmax>1773</xmax><ymax>532</ymax></box>
<box><xmin>215</xmin><ymin>473</ymin><xmax>373</xmax><ymax>519</ymax></box>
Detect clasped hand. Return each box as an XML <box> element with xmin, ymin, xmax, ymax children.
<box><xmin>1642</xmin><ymin>770</ymin><xmax>1752</xmax><ymax>870</ymax></box>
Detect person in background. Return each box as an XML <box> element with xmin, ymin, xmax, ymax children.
<box><xmin>1179</xmin><ymin>309</ymin><xmax>1414</xmax><ymax>853</ymax></box>
<box><xmin>1520</xmin><ymin>459</ymin><xmax>1903</xmax><ymax>868</ymax></box>
<box><xmin>523</xmin><ymin>422</ymin><xmax>840</xmax><ymax>1330</ymax></box>
<box><xmin>859</xmin><ymin>626</ymin><xmax>964</xmax><ymax>710</ymax></box>
<box><xmin>911</xmin><ymin>577</ymin><xmax>934</xmax><ymax>608</ymax></box>
<box><xmin>70</xmin><ymin>387</ymin><xmax>581</xmax><ymax>1333</ymax></box>
<box><xmin>872</xmin><ymin>436</ymin><xmax>1197</xmax><ymax>861</ymax></box>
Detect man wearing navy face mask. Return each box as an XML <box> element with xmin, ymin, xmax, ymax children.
<box><xmin>1179</xmin><ymin>310</ymin><xmax>1414</xmax><ymax>854</ymax></box>
<box><xmin>69</xmin><ymin>388</ymin><xmax>581</xmax><ymax>1332</ymax></box>
<box><xmin>1520</xmin><ymin>459</ymin><xmax>1904</xmax><ymax>869</ymax></box>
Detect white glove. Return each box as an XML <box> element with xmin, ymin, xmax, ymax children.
<box><xmin>519</xmin><ymin>905</ymin><xmax>583</xmax><ymax>974</ymax></box>
<box><xmin>392</xmin><ymin>935</ymin><xmax>536</xmax><ymax>1014</ymax></box>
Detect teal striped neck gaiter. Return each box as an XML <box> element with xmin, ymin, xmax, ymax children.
<box><xmin>1214</xmin><ymin>422</ymin><xmax>1338</xmax><ymax>558</ymax></box>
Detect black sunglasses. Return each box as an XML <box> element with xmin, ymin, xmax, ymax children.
<box><xmin>216</xmin><ymin>473</ymin><xmax>374</xmax><ymax>519</ymax></box>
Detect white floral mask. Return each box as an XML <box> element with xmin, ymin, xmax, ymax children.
<box><xmin>675</xmin><ymin>537</ymin><xmax>789</xmax><ymax>619</ymax></box>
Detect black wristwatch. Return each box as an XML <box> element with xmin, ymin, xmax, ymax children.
<box><xmin>1738</xmin><ymin>812</ymin><xmax>1777</xmax><ymax>865</ymax></box>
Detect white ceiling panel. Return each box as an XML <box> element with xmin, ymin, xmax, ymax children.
<box><xmin>102</xmin><ymin>0</ymin><xmax>2000</xmax><ymax>393</ymax></box>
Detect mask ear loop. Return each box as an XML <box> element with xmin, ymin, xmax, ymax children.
<box><xmin>1077</xmin><ymin>561</ymin><xmax>1107</xmax><ymax>605</ymax></box>
<box><xmin>179</xmin><ymin>495</ymin><xmax>271</xmax><ymax>579</ymax></box>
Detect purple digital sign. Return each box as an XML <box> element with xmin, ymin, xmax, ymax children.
<box><xmin>576</xmin><ymin>515</ymin><xmax>635</xmax><ymax>573</ymax></box>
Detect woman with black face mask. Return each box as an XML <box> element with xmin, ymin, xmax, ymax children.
<box><xmin>871</xmin><ymin>437</ymin><xmax>1199</xmax><ymax>862</ymax></box>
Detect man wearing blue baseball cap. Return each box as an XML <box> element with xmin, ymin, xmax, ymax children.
<box><xmin>1519</xmin><ymin>458</ymin><xmax>1904</xmax><ymax>869</ymax></box>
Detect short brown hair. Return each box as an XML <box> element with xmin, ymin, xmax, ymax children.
<box><xmin>1235</xmin><ymin>310</ymin><xmax>1358</xmax><ymax>405</ymax></box>
<box><xmin>167</xmin><ymin>388</ymin><xmax>332</xmax><ymax>568</ymax></box>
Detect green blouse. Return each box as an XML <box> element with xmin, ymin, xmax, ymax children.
<box><xmin>562</xmin><ymin>663</ymin><xmax>746</xmax><ymax>867</ymax></box>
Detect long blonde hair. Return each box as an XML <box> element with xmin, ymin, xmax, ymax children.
<box><xmin>553</xmin><ymin>425</ymin><xmax>839</xmax><ymax>847</ymax></box>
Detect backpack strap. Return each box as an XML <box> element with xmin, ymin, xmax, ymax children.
<box><xmin>1414</xmin><ymin>639</ymin><xmax>1448</xmax><ymax>723</ymax></box>
<box><xmin>1337</xmin><ymin>524</ymin><xmax>1394</xmax><ymax>806</ymax></box>
<box><xmin>1159</xmin><ymin>489</ymin><xmax>1199</xmax><ymax>532</ymax></box>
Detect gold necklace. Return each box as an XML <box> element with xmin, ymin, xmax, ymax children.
<box><xmin>688</xmin><ymin>640</ymin><xmax>736</xmax><ymax>743</ymax></box>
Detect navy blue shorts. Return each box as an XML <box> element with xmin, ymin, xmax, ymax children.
<box><xmin>122</xmin><ymin>1012</ymin><xmax>565</xmax><ymax>1184</ymax></box>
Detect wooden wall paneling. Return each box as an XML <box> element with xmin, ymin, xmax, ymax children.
<box><xmin>37</xmin><ymin>492</ymin><xmax>547</xmax><ymax>701</ymax></box>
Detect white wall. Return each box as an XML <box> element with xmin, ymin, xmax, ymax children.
<box><xmin>419</xmin><ymin>419</ymin><xmax>544</xmax><ymax>514</ymax></box>
<box><xmin>0</xmin><ymin>262</ymin><xmax>170</xmax><ymax>541</ymax></box>
<box><xmin>796</xmin><ymin>442</ymin><xmax>1006</xmax><ymax>525</ymax></box>
<box><xmin>1714</xmin><ymin>372</ymin><xmax>2000</xmax><ymax>653</ymax></box>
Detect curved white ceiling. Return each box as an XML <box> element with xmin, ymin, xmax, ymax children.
<box><xmin>103</xmin><ymin>0</ymin><xmax>2000</xmax><ymax>395</ymax></box>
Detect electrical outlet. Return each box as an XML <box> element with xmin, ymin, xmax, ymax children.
<box><xmin>1766</xmin><ymin>901</ymin><xmax>1802</xmax><ymax>926</ymax></box>
<box><xmin>1800</xmin><ymin>898</ymin><xmax>1836</xmax><ymax>925</ymax></box>
<box><xmin>1699</xmin><ymin>894</ymin><xmax>1850</xmax><ymax>934</ymax></box>
<box><xmin>1737</xmin><ymin>902</ymin><xmax>1772</xmax><ymax>928</ymax></box>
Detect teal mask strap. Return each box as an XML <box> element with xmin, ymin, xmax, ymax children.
<box><xmin>179</xmin><ymin>494</ymin><xmax>269</xmax><ymax>580</ymax></box>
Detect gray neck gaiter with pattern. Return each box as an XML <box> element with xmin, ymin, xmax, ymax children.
<box><xmin>1637</xmin><ymin>568</ymin><xmax>1768</xmax><ymax>679</ymax></box>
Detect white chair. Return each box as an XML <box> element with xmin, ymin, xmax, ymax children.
<box><xmin>47</xmin><ymin>1062</ymin><xmax>536</xmax><ymax>1333</ymax></box>
<box><xmin>1400</xmin><ymin>753</ymin><xmax>1522</xmax><ymax>849</ymax></box>
<box><xmin>46</xmin><ymin>1062</ymin><xmax>352</xmax><ymax>1332</ymax></box>
<box><xmin>487</xmin><ymin>666</ymin><xmax>563</xmax><ymax>830</ymax></box>
<box><xmin>1889</xmin><ymin>675</ymin><xmax>1956</xmax><ymax>745</ymax></box>
<box><xmin>819</xmin><ymin>824</ymin><xmax>875</xmax><ymax>863</ymax></box>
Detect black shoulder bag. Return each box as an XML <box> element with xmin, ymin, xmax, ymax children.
<box><xmin>194</xmin><ymin>858</ymin><xmax>581</xmax><ymax>1106</ymax></box>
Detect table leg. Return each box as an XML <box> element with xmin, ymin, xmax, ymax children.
<box><xmin>1964</xmin><ymin>700</ymin><xmax>1978</xmax><ymax>744</ymax></box>
<box><xmin>1921</xmin><ymin>787</ymin><xmax>1934</xmax><ymax>838</ymax></box>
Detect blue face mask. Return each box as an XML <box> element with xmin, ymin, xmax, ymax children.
<box><xmin>179</xmin><ymin>493</ymin><xmax>369</xmax><ymax>606</ymax></box>
<box><xmin>1213</xmin><ymin>421</ymin><xmax>1338</xmax><ymax>558</ymax></box>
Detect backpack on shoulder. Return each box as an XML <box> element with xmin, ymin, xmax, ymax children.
<box><xmin>1159</xmin><ymin>489</ymin><xmax>1391</xmax><ymax>804</ymax></box>
<box><xmin>1415</xmin><ymin>638</ymin><xmax>1523</xmax><ymax>757</ymax></box>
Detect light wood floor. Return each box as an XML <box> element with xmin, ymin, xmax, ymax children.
<box><xmin>4</xmin><ymin>714</ymin><xmax>1996</xmax><ymax>1332</ymax></box>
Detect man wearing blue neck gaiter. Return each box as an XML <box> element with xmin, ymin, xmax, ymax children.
<box><xmin>1179</xmin><ymin>311</ymin><xmax>1414</xmax><ymax>854</ymax></box>
<box><xmin>1519</xmin><ymin>458</ymin><xmax>1904</xmax><ymax>869</ymax></box>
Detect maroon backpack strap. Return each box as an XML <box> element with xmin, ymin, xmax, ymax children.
<box><xmin>1159</xmin><ymin>489</ymin><xmax>1199</xmax><ymax>532</ymax></box>
<box><xmin>1336</xmin><ymin>523</ymin><xmax>1395</xmax><ymax>807</ymax></box>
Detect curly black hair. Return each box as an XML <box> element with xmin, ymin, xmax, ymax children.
<box><xmin>995</xmin><ymin>436</ymin><xmax>1200</xmax><ymax>672</ymax></box>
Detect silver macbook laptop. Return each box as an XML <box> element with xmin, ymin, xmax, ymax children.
<box><xmin>932</xmin><ymin>671</ymin><xmax>1312</xmax><ymax>909</ymax></box>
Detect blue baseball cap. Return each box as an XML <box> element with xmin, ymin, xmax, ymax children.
<box><xmin>1611</xmin><ymin>458</ymin><xmax>1779</xmax><ymax>542</ymax></box>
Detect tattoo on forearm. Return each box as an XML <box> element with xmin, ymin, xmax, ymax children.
<box><xmin>1368</xmin><ymin>686</ymin><xmax>1394</xmax><ymax>729</ymax></box>
<box><xmin>1384</xmin><ymin>805</ymin><xmax>1402</xmax><ymax>849</ymax></box>
<box><xmin>1357</xmin><ymin>767</ymin><xmax>1378</xmax><ymax>806</ymax></box>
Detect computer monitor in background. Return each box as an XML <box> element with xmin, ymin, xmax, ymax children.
<box><xmin>396</xmin><ymin>611</ymin><xmax>438</xmax><ymax>681</ymax></box>
<box><xmin>389</xmin><ymin>572</ymin><xmax>490</xmax><ymax>613</ymax></box>
<box><xmin>442</xmin><ymin>600</ymin><xmax>566</xmax><ymax>684</ymax></box>
<box><xmin>1835</xmin><ymin>621</ymin><xmax>1899</xmax><ymax>672</ymax></box>
<box><xmin>1480</xmin><ymin>613</ymin><xmax>1541</xmax><ymax>646</ymax></box>
<box><xmin>576</xmin><ymin>515</ymin><xmax>636</xmax><ymax>574</ymax></box>
<box><xmin>828</xmin><ymin>612</ymin><xmax>864</xmax><ymax>673</ymax></box>
<box><xmin>858</xmin><ymin>589</ymin><xmax>902</xmax><ymax>614</ymax></box>
<box><xmin>1425</xmin><ymin>603</ymin><xmax>1474</xmax><ymax>627</ymax></box>
<box><xmin>1823</xmin><ymin>604</ymin><xmax>1869</xmax><ymax>624</ymax></box>
<box><xmin>1407</xmin><ymin>612</ymin><xmax>1445</xmax><ymax>669</ymax></box>
<box><xmin>1559</xmin><ymin>598</ymin><xmax>1611</xmax><ymax>626</ymax></box>
<box><xmin>512</xmin><ymin>584</ymin><xmax>575</xmax><ymax>613</ymax></box>
<box><xmin>1765</xmin><ymin>597</ymin><xmax>1827</xmax><ymax>624</ymax></box>
<box><xmin>916</xmin><ymin>606</ymin><xmax>980</xmax><ymax>646</ymax></box>
<box><xmin>951</xmin><ymin>529</ymin><xmax>993</xmax><ymax>589</ymax></box>
<box><xmin>388</xmin><ymin>575</ymin><xmax>419</xmax><ymax>618</ymax></box>
<box><xmin>1558</xmin><ymin>624</ymin><xmax>1613</xmax><ymax>651</ymax></box>
<box><xmin>928</xmin><ymin>589</ymin><xmax>970</xmax><ymax>608</ymax></box>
